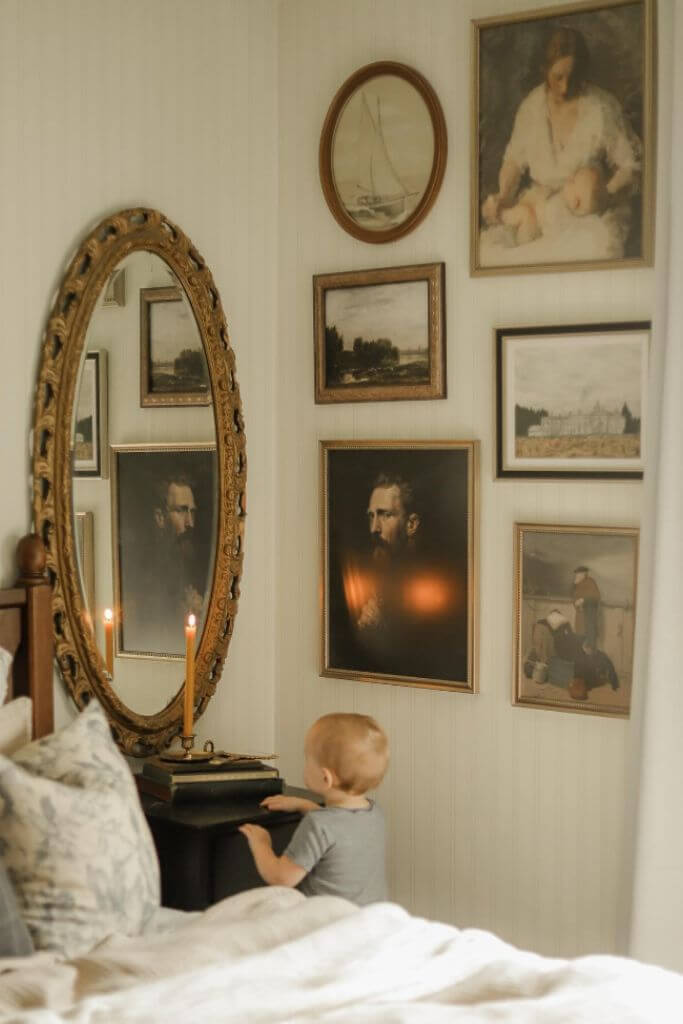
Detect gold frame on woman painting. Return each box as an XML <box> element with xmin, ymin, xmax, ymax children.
<box><xmin>471</xmin><ymin>0</ymin><xmax>656</xmax><ymax>276</ymax></box>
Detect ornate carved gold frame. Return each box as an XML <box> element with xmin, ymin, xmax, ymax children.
<box><xmin>32</xmin><ymin>208</ymin><xmax>246</xmax><ymax>754</ymax></box>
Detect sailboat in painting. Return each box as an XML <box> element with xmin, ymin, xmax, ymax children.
<box><xmin>345</xmin><ymin>92</ymin><xmax>418</xmax><ymax>225</ymax></box>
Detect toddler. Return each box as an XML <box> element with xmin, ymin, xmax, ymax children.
<box><xmin>239</xmin><ymin>713</ymin><xmax>389</xmax><ymax>906</ymax></box>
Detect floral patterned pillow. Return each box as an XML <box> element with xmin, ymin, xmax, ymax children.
<box><xmin>0</xmin><ymin>700</ymin><xmax>160</xmax><ymax>957</ymax></box>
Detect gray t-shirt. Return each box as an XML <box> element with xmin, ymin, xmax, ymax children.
<box><xmin>283</xmin><ymin>801</ymin><xmax>386</xmax><ymax>906</ymax></box>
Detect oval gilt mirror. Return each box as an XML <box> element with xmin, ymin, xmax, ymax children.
<box><xmin>32</xmin><ymin>209</ymin><xmax>246</xmax><ymax>754</ymax></box>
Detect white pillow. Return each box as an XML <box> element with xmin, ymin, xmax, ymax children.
<box><xmin>0</xmin><ymin>700</ymin><xmax>160</xmax><ymax>957</ymax></box>
<box><xmin>0</xmin><ymin>696</ymin><xmax>32</xmax><ymax>757</ymax></box>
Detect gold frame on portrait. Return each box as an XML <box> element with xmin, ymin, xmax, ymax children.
<box><xmin>471</xmin><ymin>0</ymin><xmax>656</xmax><ymax>276</ymax></box>
<box><xmin>513</xmin><ymin>522</ymin><xmax>639</xmax><ymax>717</ymax></box>
<box><xmin>110</xmin><ymin>441</ymin><xmax>217</xmax><ymax>664</ymax></box>
<box><xmin>313</xmin><ymin>263</ymin><xmax>446</xmax><ymax>404</ymax></box>
<box><xmin>320</xmin><ymin>439</ymin><xmax>479</xmax><ymax>693</ymax></box>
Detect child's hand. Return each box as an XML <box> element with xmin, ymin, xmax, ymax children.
<box><xmin>238</xmin><ymin>823</ymin><xmax>273</xmax><ymax>852</ymax></box>
<box><xmin>261</xmin><ymin>795</ymin><xmax>321</xmax><ymax>813</ymax></box>
<box><xmin>261</xmin><ymin>795</ymin><xmax>301</xmax><ymax>813</ymax></box>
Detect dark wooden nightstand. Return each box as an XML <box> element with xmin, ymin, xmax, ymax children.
<box><xmin>141</xmin><ymin>787</ymin><xmax>311</xmax><ymax>911</ymax></box>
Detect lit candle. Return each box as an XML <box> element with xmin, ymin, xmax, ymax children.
<box><xmin>184</xmin><ymin>613</ymin><xmax>197</xmax><ymax>737</ymax></box>
<box><xmin>103</xmin><ymin>608</ymin><xmax>114</xmax><ymax>677</ymax></box>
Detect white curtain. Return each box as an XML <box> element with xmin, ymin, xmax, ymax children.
<box><xmin>629</xmin><ymin>0</ymin><xmax>683</xmax><ymax>973</ymax></box>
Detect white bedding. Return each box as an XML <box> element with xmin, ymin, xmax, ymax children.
<box><xmin>0</xmin><ymin>887</ymin><xmax>680</xmax><ymax>1023</ymax></box>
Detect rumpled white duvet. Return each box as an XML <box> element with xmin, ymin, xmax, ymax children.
<box><xmin>0</xmin><ymin>888</ymin><xmax>680</xmax><ymax>1023</ymax></box>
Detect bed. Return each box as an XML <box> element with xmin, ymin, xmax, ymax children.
<box><xmin>0</xmin><ymin>536</ymin><xmax>681</xmax><ymax>1023</ymax></box>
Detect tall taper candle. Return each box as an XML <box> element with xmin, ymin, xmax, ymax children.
<box><xmin>103</xmin><ymin>608</ymin><xmax>114</xmax><ymax>677</ymax></box>
<box><xmin>184</xmin><ymin>614</ymin><xmax>197</xmax><ymax>737</ymax></box>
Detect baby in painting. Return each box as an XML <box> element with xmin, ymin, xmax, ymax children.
<box><xmin>497</xmin><ymin>165</ymin><xmax>608</xmax><ymax>246</ymax></box>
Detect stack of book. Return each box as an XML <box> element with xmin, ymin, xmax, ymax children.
<box><xmin>136</xmin><ymin>754</ymin><xmax>283</xmax><ymax>805</ymax></box>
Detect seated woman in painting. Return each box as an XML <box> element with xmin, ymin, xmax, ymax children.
<box><xmin>480</xmin><ymin>27</ymin><xmax>641</xmax><ymax>264</ymax></box>
<box><xmin>523</xmin><ymin>608</ymin><xmax>619</xmax><ymax>701</ymax></box>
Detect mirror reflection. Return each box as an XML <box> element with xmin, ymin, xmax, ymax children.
<box><xmin>71</xmin><ymin>251</ymin><xmax>217</xmax><ymax>718</ymax></box>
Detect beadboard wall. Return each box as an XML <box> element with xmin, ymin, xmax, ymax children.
<box><xmin>0</xmin><ymin>0</ymin><xmax>279</xmax><ymax>751</ymax></box>
<box><xmin>275</xmin><ymin>0</ymin><xmax>670</xmax><ymax>956</ymax></box>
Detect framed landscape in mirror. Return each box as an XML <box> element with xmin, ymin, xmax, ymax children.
<box><xmin>496</xmin><ymin>322</ymin><xmax>649</xmax><ymax>479</ymax></box>
<box><xmin>472</xmin><ymin>0</ymin><xmax>655</xmax><ymax>275</ymax></box>
<box><xmin>111</xmin><ymin>444</ymin><xmax>217</xmax><ymax>660</ymax></box>
<box><xmin>513</xmin><ymin>523</ymin><xmax>639</xmax><ymax>716</ymax></box>
<box><xmin>73</xmin><ymin>350</ymin><xmax>108</xmax><ymax>478</ymax></box>
<box><xmin>139</xmin><ymin>286</ymin><xmax>211</xmax><ymax>407</ymax></box>
<box><xmin>321</xmin><ymin>440</ymin><xmax>478</xmax><ymax>692</ymax></box>
<box><xmin>314</xmin><ymin>263</ymin><xmax>446</xmax><ymax>403</ymax></box>
<box><xmin>319</xmin><ymin>61</ymin><xmax>447</xmax><ymax>244</ymax></box>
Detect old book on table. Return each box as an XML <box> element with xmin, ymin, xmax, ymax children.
<box><xmin>136</xmin><ymin>772</ymin><xmax>284</xmax><ymax>805</ymax></box>
<box><xmin>142</xmin><ymin>757</ymin><xmax>278</xmax><ymax>785</ymax></box>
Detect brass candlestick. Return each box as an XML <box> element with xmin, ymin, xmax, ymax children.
<box><xmin>158</xmin><ymin>734</ymin><xmax>217</xmax><ymax>763</ymax></box>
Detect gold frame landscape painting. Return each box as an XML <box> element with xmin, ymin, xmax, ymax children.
<box><xmin>313</xmin><ymin>263</ymin><xmax>446</xmax><ymax>404</ymax></box>
<box><xmin>496</xmin><ymin>322</ymin><xmax>649</xmax><ymax>479</ymax></box>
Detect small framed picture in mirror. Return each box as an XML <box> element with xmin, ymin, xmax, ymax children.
<box><xmin>74</xmin><ymin>511</ymin><xmax>95</xmax><ymax>614</ymax></box>
<box><xmin>73</xmin><ymin>350</ymin><xmax>108</xmax><ymax>478</ymax></box>
<box><xmin>140</xmin><ymin>286</ymin><xmax>211</xmax><ymax>407</ymax></box>
<box><xmin>102</xmin><ymin>268</ymin><xmax>126</xmax><ymax>308</ymax></box>
<box><xmin>111</xmin><ymin>443</ymin><xmax>218</xmax><ymax>660</ymax></box>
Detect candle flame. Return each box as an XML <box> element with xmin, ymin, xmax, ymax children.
<box><xmin>187</xmin><ymin>613</ymin><xmax>197</xmax><ymax>628</ymax></box>
<box><xmin>103</xmin><ymin>608</ymin><xmax>113</xmax><ymax>623</ymax></box>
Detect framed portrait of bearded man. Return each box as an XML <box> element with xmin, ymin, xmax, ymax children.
<box><xmin>472</xmin><ymin>0</ymin><xmax>655</xmax><ymax>275</ymax></box>
<box><xmin>320</xmin><ymin>440</ymin><xmax>479</xmax><ymax>692</ymax></box>
<box><xmin>111</xmin><ymin>443</ymin><xmax>217</xmax><ymax>660</ymax></box>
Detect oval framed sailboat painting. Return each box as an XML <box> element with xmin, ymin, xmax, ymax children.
<box><xmin>320</xmin><ymin>62</ymin><xmax>447</xmax><ymax>244</ymax></box>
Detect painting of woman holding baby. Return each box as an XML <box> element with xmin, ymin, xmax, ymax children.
<box><xmin>472</xmin><ymin>0</ymin><xmax>655</xmax><ymax>275</ymax></box>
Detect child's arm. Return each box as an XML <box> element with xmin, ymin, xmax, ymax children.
<box><xmin>260</xmin><ymin>794</ymin><xmax>321</xmax><ymax>814</ymax></box>
<box><xmin>238</xmin><ymin>824</ymin><xmax>307</xmax><ymax>887</ymax></box>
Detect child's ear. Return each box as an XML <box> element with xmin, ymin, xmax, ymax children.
<box><xmin>321</xmin><ymin>766</ymin><xmax>336</xmax><ymax>790</ymax></box>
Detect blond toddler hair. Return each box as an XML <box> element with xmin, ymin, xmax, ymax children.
<box><xmin>308</xmin><ymin>713</ymin><xmax>389</xmax><ymax>794</ymax></box>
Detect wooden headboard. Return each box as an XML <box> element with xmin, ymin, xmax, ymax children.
<box><xmin>0</xmin><ymin>535</ymin><xmax>53</xmax><ymax>738</ymax></box>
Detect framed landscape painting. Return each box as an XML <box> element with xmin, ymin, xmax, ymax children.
<box><xmin>140</xmin><ymin>286</ymin><xmax>210</xmax><ymax>408</ymax></box>
<box><xmin>319</xmin><ymin>61</ymin><xmax>447</xmax><ymax>244</ymax></box>
<box><xmin>314</xmin><ymin>263</ymin><xmax>445</xmax><ymax>403</ymax></box>
<box><xmin>73</xmin><ymin>351</ymin><xmax>108</xmax><ymax>478</ymax></box>
<box><xmin>320</xmin><ymin>440</ymin><xmax>478</xmax><ymax>692</ymax></box>
<box><xmin>496</xmin><ymin>322</ymin><xmax>649</xmax><ymax>479</ymax></box>
<box><xmin>513</xmin><ymin>523</ymin><xmax>639</xmax><ymax>716</ymax></box>
<box><xmin>472</xmin><ymin>0</ymin><xmax>655</xmax><ymax>275</ymax></box>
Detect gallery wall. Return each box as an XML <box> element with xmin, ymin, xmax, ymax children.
<box><xmin>0</xmin><ymin>0</ymin><xmax>279</xmax><ymax>752</ymax></box>
<box><xmin>275</xmin><ymin>0</ymin><xmax>671</xmax><ymax>957</ymax></box>
<box><xmin>0</xmin><ymin>0</ymin><xmax>675</xmax><ymax>963</ymax></box>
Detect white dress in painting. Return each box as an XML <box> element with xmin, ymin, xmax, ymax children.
<box><xmin>480</xmin><ymin>83</ymin><xmax>642</xmax><ymax>266</ymax></box>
